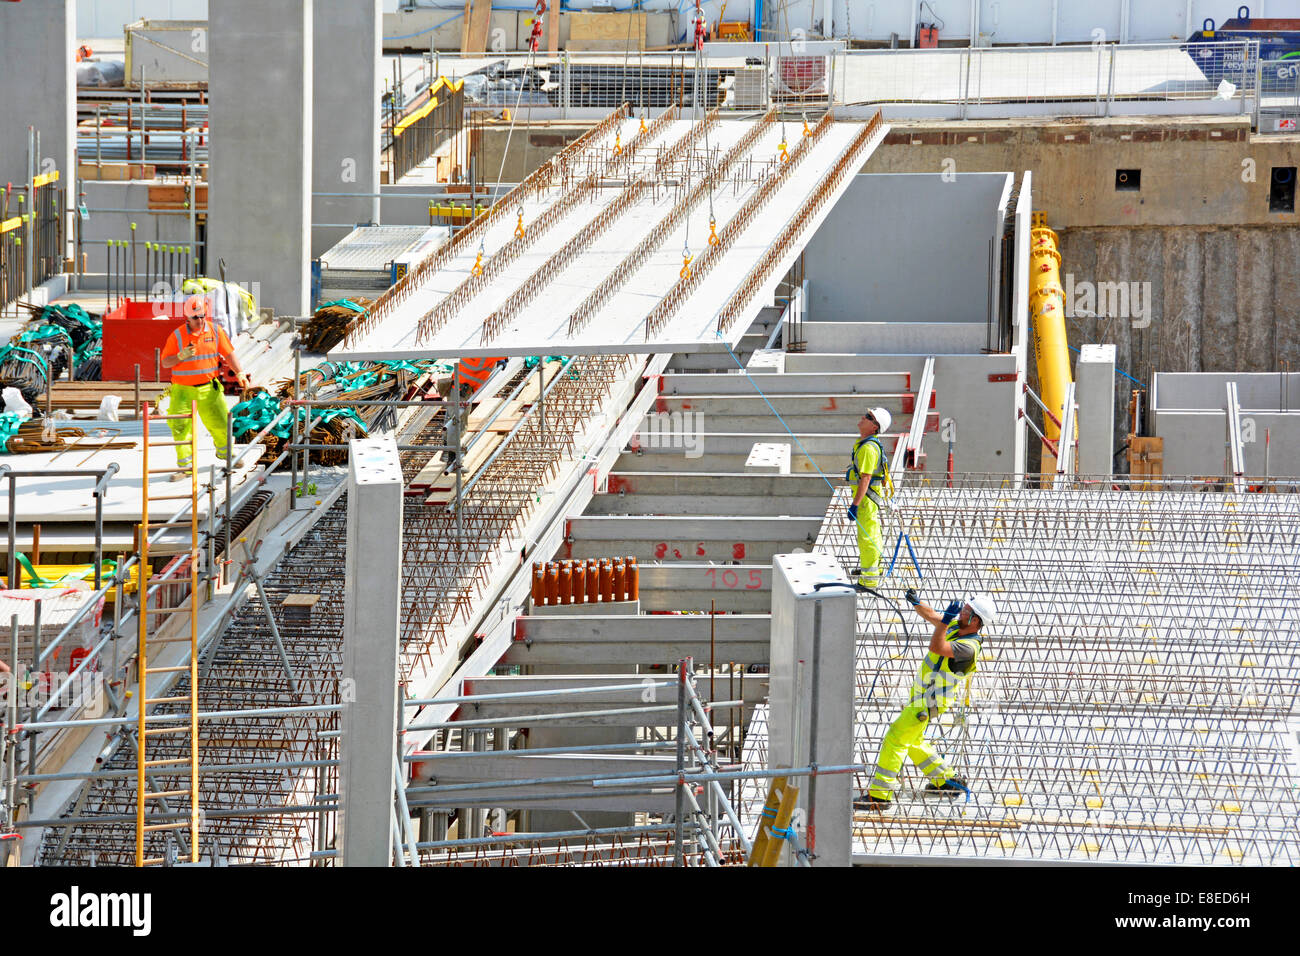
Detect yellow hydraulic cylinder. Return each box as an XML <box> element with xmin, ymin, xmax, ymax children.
<box><xmin>1027</xmin><ymin>212</ymin><xmax>1073</xmax><ymax>453</ymax></box>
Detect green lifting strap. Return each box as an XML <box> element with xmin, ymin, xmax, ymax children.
<box><xmin>316</xmin><ymin>299</ymin><xmax>367</xmax><ymax>315</ymax></box>
<box><xmin>8</xmin><ymin>552</ymin><xmax>117</xmax><ymax>588</ymax></box>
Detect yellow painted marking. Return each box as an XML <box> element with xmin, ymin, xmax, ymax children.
<box><xmin>997</xmin><ymin>837</ymin><xmax>1017</xmax><ymax>848</ymax></box>
<box><xmin>1085</xmin><ymin>797</ymin><xmax>1104</xmax><ymax>809</ymax></box>
<box><xmin>1218</xmin><ymin>803</ymin><xmax>1241</xmax><ymax>813</ymax></box>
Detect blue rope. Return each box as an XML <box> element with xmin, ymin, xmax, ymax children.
<box><xmin>716</xmin><ymin>333</ymin><xmax>839</xmax><ymax>494</ymax></box>
<box><xmin>717</xmin><ymin>332</ymin><xmax>920</xmax><ymax>590</ymax></box>
<box><xmin>1067</xmin><ymin>343</ymin><xmax>1145</xmax><ymax>388</ymax></box>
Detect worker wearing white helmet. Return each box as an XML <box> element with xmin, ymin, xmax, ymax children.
<box><xmin>856</xmin><ymin>591</ymin><xmax>999</xmax><ymax>813</ymax></box>
<box><xmin>845</xmin><ymin>406</ymin><xmax>893</xmax><ymax>593</ymax></box>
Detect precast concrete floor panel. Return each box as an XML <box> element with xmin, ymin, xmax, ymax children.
<box><xmin>334</xmin><ymin>115</ymin><xmax>886</xmax><ymax>360</ymax></box>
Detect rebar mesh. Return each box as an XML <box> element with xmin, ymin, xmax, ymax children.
<box><xmin>741</xmin><ymin>475</ymin><xmax>1300</xmax><ymax>865</ymax></box>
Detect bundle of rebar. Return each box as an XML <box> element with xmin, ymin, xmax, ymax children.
<box><xmin>0</xmin><ymin>324</ymin><xmax>74</xmax><ymax>403</ymax></box>
<box><xmin>20</xmin><ymin>304</ymin><xmax>106</xmax><ymax>381</ymax></box>
<box><xmin>5</xmin><ymin>420</ymin><xmax>83</xmax><ymax>454</ymax></box>
<box><xmin>230</xmin><ymin>389</ymin><xmax>369</xmax><ymax>468</ymax></box>
<box><xmin>299</xmin><ymin>297</ymin><xmax>373</xmax><ymax>354</ymax></box>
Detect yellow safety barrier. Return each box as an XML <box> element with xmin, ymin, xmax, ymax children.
<box><xmin>1028</xmin><ymin>211</ymin><xmax>1075</xmax><ymax>464</ymax></box>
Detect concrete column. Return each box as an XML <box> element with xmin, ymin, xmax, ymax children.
<box><xmin>1076</xmin><ymin>344</ymin><xmax>1117</xmax><ymax>477</ymax></box>
<box><xmin>312</xmin><ymin>0</ymin><xmax>382</xmax><ymax>259</ymax></box>
<box><xmin>767</xmin><ymin>552</ymin><xmax>855</xmax><ymax>867</ymax></box>
<box><xmin>339</xmin><ymin>436</ymin><xmax>403</xmax><ymax>866</ymax></box>
<box><xmin>0</xmin><ymin>0</ymin><xmax>75</xmax><ymax>210</ymax></box>
<box><xmin>208</xmin><ymin>0</ymin><xmax>312</xmax><ymax>316</ymax></box>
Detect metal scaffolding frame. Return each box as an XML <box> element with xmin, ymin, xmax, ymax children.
<box><xmin>740</xmin><ymin>473</ymin><xmax>1300</xmax><ymax>865</ymax></box>
<box><xmin>24</xmin><ymin>350</ymin><xmax>638</xmax><ymax>864</ymax></box>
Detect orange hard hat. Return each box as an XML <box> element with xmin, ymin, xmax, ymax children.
<box><xmin>183</xmin><ymin>294</ymin><xmax>210</xmax><ymax>319</ymax></box>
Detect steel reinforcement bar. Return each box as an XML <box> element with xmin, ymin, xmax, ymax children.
<box><xmin>565</xmin><ymin>108</ymin><xmax>774</xmax><ymax>338</ymax></box>
<box><xmin>344</xmin><ymin>104</ymin><xmax>630</xmax><ymax>346</ymax></box>
<box><xmin>479</xmin><ymin>108</ymin><xmax>723</xmax><ymax>344</ymax></box>
<box><xmin>641</xmin><ymin>110</ymin><xmax>834</xmax><ymax>340</ymax></box>
<box><xmin>413</xmin><ymin>107</ymin><xmax>671</xmax><ymax>344</ymax></box>
<box><xmin>715</xmin><ymin>111</ymin><xmax>884</xmax><ymax>337</ymax></box>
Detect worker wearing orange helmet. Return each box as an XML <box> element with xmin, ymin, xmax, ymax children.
<box><xmin>159</xmin><ymin>295</ymin><xmax>250</xmax><ymax>474</ymax></box>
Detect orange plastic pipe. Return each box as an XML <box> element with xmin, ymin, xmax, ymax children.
<box><xmin>626</xmin><ymin>556</ymin><xmax>639</xmax><ymax>600</ymax></box>
<box><xmin>545</xmin><ymin>563</ymin><xmax>559</xmax><ymax>605</ymax></box>
<box><xmin>599</xmin><ymin>560</ymin><xmax>614</xmax><ymax>603</ymax></box>
<box><xmin>572</xmin><ymin>561</ymin><xmax>586</xmax><ymax>603</ymax></box>
<box><xmin>613</xmin><ymin>560</ymin><xmax>626</xmax><ymax>602</ymax></box>
<box><xmin>558</xmin><ymin>561</ymin><xmax>572</xmax><ymax>605</ymax></box>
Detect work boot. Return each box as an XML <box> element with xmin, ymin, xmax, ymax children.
<box><xmin>853</xmin><ymin>794</ymin><xmax>894</xmax><ymax>813</ymax></box>
<box><xmin>924</xmin><ymin>777</ymin><xmax>968</xmax><ymax>795</ymax></box>
<box><xmin>169</xmin><ymin>461</ymin><xmax>193</xmax><ymax>482</ymax></box>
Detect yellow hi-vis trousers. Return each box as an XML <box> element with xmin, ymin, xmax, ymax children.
<box><xmin>856</xmin><ymin>501</ymin><xmax>883</xmax><ymax>587</ymax></box>
<box><xmin>167</xmin><ymin>380</ymin><xmax>229</xmax><ymax>467</ymax></box>
<box><xmin>867</xmin><ymin>704</ymin><xmax>954</xmax><ymax>800</ymax></box>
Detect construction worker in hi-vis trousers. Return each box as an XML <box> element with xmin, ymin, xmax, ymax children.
<box><xmin>159</xmin><ymin>295</ymin><xmax>250</xmax><ymax>476</ymax></box>
<box><xmin>857</xmin><ymin>591</ymin><xmax>999</xmax><ymax>812</ymax></box>
<box><xmin>845</xmin><ymin>406</ymin><xmax>893</xmax><ymax>593</ymax></box>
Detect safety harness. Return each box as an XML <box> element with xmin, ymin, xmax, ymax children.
<box><xmin>913</xmin><ymin>620</ymin><xmax>981</xmax><ymax>721</ymax></box>
<box><xmin>846</xmin><ymin>435</ymin><xmax>894</xmax><ymax>509</ymax></box>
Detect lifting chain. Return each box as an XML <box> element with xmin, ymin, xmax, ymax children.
<box><xmin>680</xmin><ymin>242</ymin><xmax>693</xmax><ymax>279</ymax></box>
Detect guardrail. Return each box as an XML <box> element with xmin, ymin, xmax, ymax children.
<box><xmin>386</xmin><ymin>77</ymin><xmax>468</xmax><ymax>183</ymax></box>
<box><xmin>1</xmin><ymin>170</ymin><xmax>64</xmax><ymax>313</ymax></box>
<box><xmin>414</xmin><ymin>40</ymin><xmax>1286</xmax><ymax>126</ymax></box>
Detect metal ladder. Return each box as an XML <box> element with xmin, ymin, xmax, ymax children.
<box><xmin>134</xmin><ymin>400</ymin><xmax>201</xmax><ymax>866</ymax></box>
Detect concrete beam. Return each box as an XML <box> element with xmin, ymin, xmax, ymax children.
<box><xmin>339</xmin><ymin>436</ymin><xmax>403</xmax><ymax>867</ymax></box>
<box><xmin>659</xmin><ymin>371</ymin><xmax>912</xmax><ymax>395</ymax></box>
<box><xmin>312</xmin><ymin>0</ymin><xmax>382</xmax><ymax>258</ymax></box>
<box><xmin>209</xmin><ymin>0</ymin><xmax>312</xmax><ymax>316</ymax></box>
<box><xmin>447</xmin><ymin>675</ymin><xmax>768</xmax><ymax>721</ymax></box>
<box><xmin>0</xmin><ymin>0</ymin><xmax>74</xmax><ymax>219</ymax></box>
<box><xmin>802</xmin><ymin>322</ymin><xmax>988</xmax><ymax>355</ymax></box>
<box><xmin>616</xmin><ymin>433</ymin><xmax>861</xmax><ymax>476</ymax></box>
<box><xmin>635</xmin><ymin>563</ymin><xmax>773</xmax><ymax>612</ymax></box>
<box><xmin>505</xmin><ymin>614</ymin><xmax>771</xmax><ymax>666</ymax></box>
<box><xmin>565</xmin><ymin>515</ymin><xmax>820</xmax><ymax>563</ymax></box>
<box><xmin>408</xmin><ymin>754</ymin><xmax>677</xmax><ymax>812</ymax></box>
<box><xmin>595</xmin><ymin>471</ymin><xmax>829</xmax><ymax>509</ymax></box>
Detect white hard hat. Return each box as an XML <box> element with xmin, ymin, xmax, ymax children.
<box><xmin>867</xmin><ymin>406</ymin><xmax>892</xmax><ymax>434</ymax></box>
<box><xmin>966</xmin><ymin>593</ymin><xmax>998</xmax><ymax>627</ymax></box>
